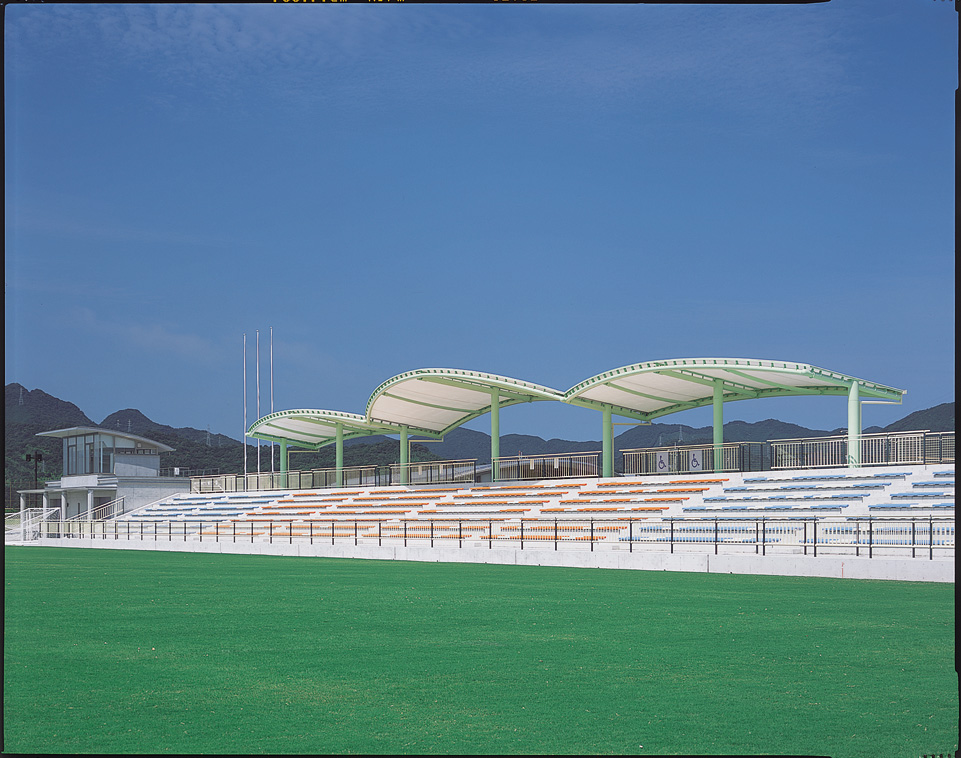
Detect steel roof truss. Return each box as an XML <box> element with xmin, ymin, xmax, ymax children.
<box><xmin>723</xmin><ymin>368</ymin><xmax>823</xmax><ymax>394</ymax></box>
<box><xmin>381</xmin><ymin>390</ymin><xmax>483</xmax><ymax>415</ymax></box>
<box><xmin>563</xmin><ymin>396</ymin><xmax>653</xmax><ymax>422</ymax></box>
<box><xmin>419</xmin><ymin>375</ymin><xmax>547</xmax><ymax>404</ymax></box>
<box><xmin>656</xmin><ymin>369</ymin><xmax>760</xmax><ymax>398</ymax></box>
<box><xmin>605</xmin><ymin>380</ymin><xmax>691</xmax><ymax>405</ymax></box>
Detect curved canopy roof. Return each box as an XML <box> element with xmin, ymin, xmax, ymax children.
<box><xmin>247</xmin><ymin>409</ymin><xmax>400</xmax><ymax>449</ymax></box>
<box><xmin>366</xmin><ymin>368</ymin><xmax>564</xmax><ymax>436</ymax></box>
<box><xmin>563</xmin><ymin>357</ymin><xmax>905</xmax><ymax>420</ymax></box>
<box><xmin>248</xmin><ymin>359</ymin><xmax>906</xmax><ymax>449</ymax></box>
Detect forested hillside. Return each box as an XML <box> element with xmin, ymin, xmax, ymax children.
<box><xmin>4</xmin><ymin>384</ymin><xmax>439</xmax><ymax>503</ymax></box>
<box><xmin>6</xmin><ymin>382</ymin><xmax>953</xmax><ymax>492</ymax></box>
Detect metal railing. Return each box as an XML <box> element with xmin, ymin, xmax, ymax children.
<box><xmin>285</xmin><ymin>465</ymin><xmax>386</xmax><ymax>489</ymax></box>
<box><xmin>770</xmin><ymin>430</ymin><xmax>955</xmax><ymax>470</ymax></box>
<box><xmin>391</xmin><ymin>459</ymin><xmax>477</xmax><ymax>485</ymax></box>
<box><xmin>32</xmin><ymin>515</ymin><xmax>954</xmax><ymax>559</ymax></box>
<box><xmin>191</xmin><ymin>467</ymin><xmax>384</xmax><ymax>493</ymax></box>
<box><xmin>159</xmin><ymin>467</ymin><xmax>220</xmax><ymax>478</ymax></box>
<box><xmin>494</xmin><ymin>452</ymin><xmax>600</xmax><ymax>481</ymax></box>
<box><xmin>622</xmin><ymin>442</ymin><xmax>764</xmax><ymax>476</ymax></box>
<box><xmin>191</xmin><ymin>460</ymin><xmax>481</xmax><ymax>493</ymax></box>
<box><xmin>184</xmin><ymin>430</ymin><xmax>953</xmax><ymax>494</ymax></box>
<box><xmin>64</xmin><ymin>496</ymin><xmax>125</xmax><ymax>525</ymax></box>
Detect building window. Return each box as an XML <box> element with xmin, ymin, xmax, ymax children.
<box><xmin>67</xmin><ymin>439</ymin><xmax>78</xmax><ymax>476</ymax></box>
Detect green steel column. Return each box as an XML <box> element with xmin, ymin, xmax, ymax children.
<box><xmin>847</xmin><ymin>382</ymin><xmax>861</xmax><ymax>468</ymax></box>
<box><xmin>491</xmin><ymin>391</ymin><xmax>500</xmax><ymax>482</ymax></box>
<box><xmin>713</xmin><ymin>381</ymin><xmax>724</xmax><ymax>473</ymax></box>
<box><xmin>399</xmin><ymin>425</ymin><xmax>409</xmax><ymax>485</ymax></box>
<box><xmin>335</xmin><ymin>423</ymin><xmax>344</xmax><ymax>486</ymax></box>
<box><xmin>279</xmin><ymin>441</ymin><xmax>288</xmax><ymax>487</ymax></box>
<box><xmin>602</xmin><ymin>406</ymin><xmax>613</xmax><ymax>478</ymax></box>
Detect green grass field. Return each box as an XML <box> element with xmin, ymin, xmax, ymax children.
<box><xmin>3</xmin><ymin>546</ymin><xmax>957</xmax><ymax>756</ymax></box>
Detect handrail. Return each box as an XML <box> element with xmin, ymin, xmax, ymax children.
<box><xmin>64</xmin><ymin>496</ymin><xmax>126</xmax><ymax>524</ymax></box>
<box><xmin>768</xmin><ymin>429</ymin><xmax>932</xmax><ymax>443</ymax></box>
<box><xmin>187</xmin><ymin>430</ymin><xmax>955</xmax><ymax>492</ymax></box>
<box><xmin>622</xmin><ymin>441</ymin><xmax>763</xmax><ymax>476</ymax></box>
<box><xmin>770</xmin><ymin>429</ymin><xmax>954</xmax><ymax>469</ymax></box>
<box><xmin>494</xmin><ymin>451</ymin><xmax>600</xmax><ymax>480</ymax></box>
<box><xmin>391</xmin><ymin>459</ymin><xmax>477</xmax><ymax>485</ymax></box>
<box><xmin>111</xmin><ymin>492</ymin><xmax>188</xmax><ymax>521</ymax></box>
<box><xmin>159</xmin><ymin>467</ymin><xmax>221</xmax><ymax>478</ymax></box>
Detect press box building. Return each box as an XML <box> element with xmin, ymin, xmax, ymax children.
<box><xmin>19</xmin><ymin>427</ymin><xmax>191</xmax><ymax>518</ymax></box>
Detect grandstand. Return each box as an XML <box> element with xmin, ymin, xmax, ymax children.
<box><xmin>8</xmin><ymin>358</ymin><xmax>954</xmax><ymax>582</ymax></box>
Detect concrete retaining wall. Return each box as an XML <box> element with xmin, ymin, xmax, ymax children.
<box><xmin>20</xmin><ymin>536</ymin><xmax>954</xmax><ymax>582</ymax></box>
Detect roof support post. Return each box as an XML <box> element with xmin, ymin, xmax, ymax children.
<box><xmin>713</xmin><ymin>380</ymin><xmax>724</xmax><ymax>473</ymax></box>
<box><xmin>399</xmin><ymin>425</ymin><xmax>409</xmax><ymax>485</ymax></box>
<box><xmin>335</xmin><ymin>423</ymin><xmax>344</xmax><ymax>486</ymax></box>
<box><xmin>602</xmin><ymin>406</ymin><xmax>613</xmax><ymax>478</ymax></box>
<box><xmin>490</xmin><ymin>391</ymin><xmax>500</xmax><ymax>482</ymax></box>
<box><xmin>847</xmin><ymin>382</ymin><xmax>861</xmax><ymax>468</ymax></box>
<box><xmin>279</xmin><ymin>441</ymin><xmax>288</xmax><ymax>488</ymax></box>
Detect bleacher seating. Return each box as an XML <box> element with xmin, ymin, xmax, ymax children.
<box><xmin>110</xmin><ymin>463</ymin><xmax>951</xmax><ymax>552</ymax></box>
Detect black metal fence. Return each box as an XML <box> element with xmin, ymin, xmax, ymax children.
<box><xmin>36</xmin><ymin>516</ymin><xmax>954</xmax><ymax>560</ymax></box>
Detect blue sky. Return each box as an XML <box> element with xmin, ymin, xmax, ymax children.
<box><xmin>5</xmin><ymin>1</ymin><xmax>956</xmax><ymax>445</ymax></box>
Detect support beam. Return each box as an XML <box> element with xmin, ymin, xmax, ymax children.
<box><xmin>490</xmin><ymin>391</ymin><xmax>500</xmax><ymax>482</ymax></box>
<box><xmin>713</xmin><ymin>381</ymin><xmax>724</xmax><ymax>473</ymax></box>
<box><xmin>602</xmin><ymin>406</ymin><xmax>613</xmax><ymax>478</ymax></box>
<box><xmin>847</xmin><ymin>382</ymin><xmax>861</xmax><ymax>468</ymax></box>
<box><xmin>279</xmin><ymin>441</ymin><xmax>288</xmax><ymax>487</ymax></box>
<box><xmin>335</xmin><ymin>423</ymin><xmax>344</xmax><ymax>486</ymax></box>
<box><xmin>399</xmin><ymin>426</ymin><xmax>409</xmax><ymax>485</ymax></box>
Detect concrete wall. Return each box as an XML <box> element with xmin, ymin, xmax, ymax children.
<box><xmin>24</xmin><ymin>537</ymin><xmax>954</xmax><ymax>583</ymax></box>
<box><xmin>117</xmin><ymin>478</ymin><xmax>191</xmax><ymax>511</ymax></box>
<box><xmin>114</xmin><ymin>455</ymin><xmax>161</xmax><ymax>477</ymax></box>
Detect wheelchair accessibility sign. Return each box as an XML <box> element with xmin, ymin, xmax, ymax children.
<box><xmin>689</xmin><ymin>450</ymin><xmax>703</xmax><ymax>471</ymax></box>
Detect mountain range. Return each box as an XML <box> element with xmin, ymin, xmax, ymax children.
<box><xmin>5</xmin><ymin>382</ymin><xmax>954</xmax><ymax>488</ymax></box>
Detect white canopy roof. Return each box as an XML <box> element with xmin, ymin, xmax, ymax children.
<box><xmin>563</xmin><ymin>358</ymin><xmax>905</xmax><ymax>420</ymax></box>
<box><xmin>248</xmin><ymin>359</ymin><xmax>905</xmax><ymax>448</ymax></box>
<box><xmin>366</xmin><ymin>368</ymin><xmax>564</xmax><ymax>436</ymax></box>
<box><xmin>246</xmin><ymin>409</ymin><xmax>400</xmax><ymax>449</ymax></box>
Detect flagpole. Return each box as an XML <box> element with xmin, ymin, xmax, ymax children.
<box><xmin>256</xmin><ymin>329</ymin><xmax>261</xmax><ymax>475</ymax></box>
<box><xmin>270</xmin><ymin>326</ymin><xmax>275</xmax><ymax>476</ymax></box>
<box><xmin>243</xmin><ymin>333</ymin><xmax>248</xmax><ymax>484</ymax></box>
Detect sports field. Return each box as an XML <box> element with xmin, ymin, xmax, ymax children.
<box><xmin>3</xmin><ymin>547</ymin><xmax>957</xmax><ymax>756</ymax></box>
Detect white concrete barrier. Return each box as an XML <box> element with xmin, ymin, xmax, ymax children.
<box><xmin>22</xmin><ymin>535</ymin><xmax>954</xmax><ymax>582</ymax></box>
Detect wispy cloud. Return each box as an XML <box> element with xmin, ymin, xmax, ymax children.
<box><xmin>6</xmin><ymin>4</ymin><xmax>857</xmax><ymax>127</ymax></box>
<box><xmin>73</xmin><ymin>306</ymin><xmax>226</xmax><ymax>365</ymax></box>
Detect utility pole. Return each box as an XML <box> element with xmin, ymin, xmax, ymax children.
<box><xmin>25</xmin><ymin>451</ymin><xmax>43</xmax><ymax>491</ymax></box>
